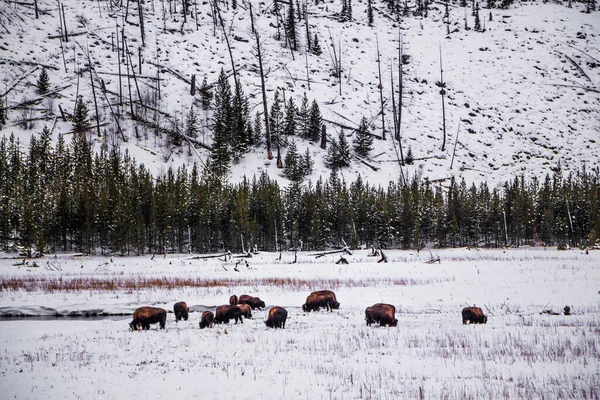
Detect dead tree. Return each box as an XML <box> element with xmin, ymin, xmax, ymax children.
<box><xmin>250</xmin><ymin>12</ymin><xmax>272</xmax><ymax>159</ymax></box>
<box><xmin>436</xmin><ymin>44</ymin><xmax>447</xmax><ymax>152</ymax></box>
<box><xmin>376</xmin><ymin>35</ymin><xmax>385</xmax><ymax>140</ymax></box>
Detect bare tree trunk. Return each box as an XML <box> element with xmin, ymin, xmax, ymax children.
<box><xmin>439</xmin><ymin>44</ymin><xmax>447</xmax><ymax>152</ymax></box>
<box><xmin>215</xmin><ymin>3</ymin><xmax>239</xmax><ymax>89</ymax></box>
<box><xmin>376</xmin><ymin>35</ymin><xmax>385</xmax><ymax>140</ymax></box>
<box><xmin>139</xmin><ymin>0</ymin><xmax>146</xmax><ymax>47</ymax></box>
<box><xmin>61</xmin><ymin>4</ymin><xmax>68</xmax><ymax>42</ymax></box>
<box><xmin>251</xmin><ymin>13</ymin><xmax>272</xmax><ymax>159</ymax></box>
<box><xmin>34</xmin><ymin>0</ymin><xmax>39</xmax><ymax>18</ymax></box>
<box><xmin>87</xmin><ymin>49</ymin><xmax>102</xmax><ymax>137</ymax></box>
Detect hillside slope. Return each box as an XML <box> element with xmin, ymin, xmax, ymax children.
<box><xmin>1</xmin><ymin>0</ymin><xmax>598</xmax><ymax>187</ymax></box>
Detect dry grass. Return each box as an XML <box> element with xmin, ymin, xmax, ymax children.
<box><xmin>0</xmin><ymin>275</ymin><xmax>454</xmax><ymax>293</ymax></box>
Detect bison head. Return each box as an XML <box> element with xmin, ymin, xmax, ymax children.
<box><xmin>259</xmin><ymin>300</ymin><xmax>266</xmax><ymax>308</ymax></box>
<box><xmin>302</xmin><ymin>304</ymin><xmax>307</xmax><ymax>312</ymax></box>
<box><xmin>390</xmin><ymin>319</ymin><xmax>398</xmax><ymax>327</ymax></box>
<box><xmin>331</xmin><ymin>301</ymin><xmax>340</xmax><ymax>310</ymax></box>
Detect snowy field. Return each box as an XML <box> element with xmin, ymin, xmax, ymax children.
<box><xmin>0</xmin><ymin>248</ymin><xmax>599</xmax><ymax>399</ymax></box>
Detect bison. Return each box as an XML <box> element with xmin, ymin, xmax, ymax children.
<box><xmin>462</xmin><ymin>307</ymin><xmax>487</xmax><ymax>324</ymax></box>
<box><xmin>130</xmin><ymin>306</ymin><xmax>167</xmax><ymax>331</ymax></box>
<box><xmin>238</xmin><ymin>294</ymin><xmax>266</xmax><ymax>310</ymax></box>
<box><xmin>199</xmin><ymin>311</ymin><xmax>215</xmax><ymax>329</ymax></box>
<box><xmin>302</xmin><ymin>290</ymin><xmax>340</xmax><ymax>312</ymax></box>
<box><xmin>238</xmin><ymin>303</ymin><xmax>252</xmax><ymax>319</ymax></box>
<box><xmin>365</xmin><ymin>303</ymin><xmax>398</xmax><ymax>327</ymax></box>
<box><xmin>265</xmin><ymin>306</ymin><xmax>288</xmax><ymax>329</ymax></box>
<box><xmin>173</xmin><ymin>301</ymin><xmax>189</xmax><ymax>322</ymax></box>
<box><xmin>215</xmin><ymin>305</ymin><xmax>244</xmax><ymax>324</ymax></box>
<box><xmin>229</xmin><ymin>294</ymin><xmax>239</xmax><ymax>305</ymax></box>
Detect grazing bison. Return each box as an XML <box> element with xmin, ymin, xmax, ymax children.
<box><xmin>265</xmin><ymin>306</ymin><xmax>288</xmax><ymax>329</ymax></box>
<box><xmin>238</xmin><ymin>294</ymin><xmax>266</xmax><ymax>310</ymax></box>
<box><xmin>302</xmin><ymin>290</ymin><xmax>340</xmax><ymax>312</ymax></box>
<box><xmin>229</xmin><ymin>294</ymin><xmax>239</xmax><ymax>305</ymax></box>
<box><xmin>173</xmin><ymin>301</ymin><xmax>189</xmax><ymax>322</ymax></box>
<box><xmin>215</xmin><ymin>305</ymin><xmax>244</xmax><ymax>324</ymax></box>
<box><xmin>462</xmin><ymin>307</ymin><xmax>487</xmax><ymax>324</ymax></box>
<box><xmin>238</xmin><ymin>303</ymin><xmax>252</xmax><ymax>319</ymax></box>
<box><xmin>130</xmin><ymin>306</ymin><xmax>167</xmax><ymax>331</ymax></box>
<box><xmin>365</xmin><ymin>303</ymin><xmax>398</xmax><ymax>327</ymax></box>
<box><xmin>199</xmin><ymin>311</ymin><xmax>215</xmax><ymax>329</ymax></box>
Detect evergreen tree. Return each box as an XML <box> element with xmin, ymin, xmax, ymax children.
<box><xmin>499</xmin><ymin>0</ymin><xmax>513</xmax><ymax>8</ymax></box>
<box><xmin>253</xmin><ymin>112</ymin><xmax>263</xmax><ymax>146</ymax></box>
<box><xmin>353</xmin><ymin>117</ymin><xmax>374</xmax><ymax>157</ymax></box>
<box><xmin>311</xmin><ymin>33</ymin><xmax>322</xmax><ymax>56</ymax></box>
<box><xmin>298</xmin><ymin>92</ymin><xmax>310</xmax><ymax>138</ymax></box>
<box><xmin>286</xmin><ymin>0</ymin><xmax>298</xmax><ymax>51</ymax></box>
<box><xmin>0</xmin><ymin>96</ymin><xmax>6</xmax><ymax>128</ymax></box>
<box><xmin>200</xmin><ymin>76</ymin><xmax>212</xmax><ymax>111</ymax></box>
<box><xmin>209</xmin><ymin>69</ymin><xmax>233</xmax><ymax>178</ymax></box>
<box><xmin>269</xmin><ymin>89</ymin><xmax>283</xmax><ymax>147</ymax></box>
<box><xmin>185</xmin><ymin>106</ymin><xmax>198</xmax><ymax>138</ymax></box>
<box><xmin>37</xmin><ymin>68</ymin><xmax>50</xmax><ymax>95</ymax></box>
<box><xmin>325</xmin><ymin>130</ymin><xmax>351</xmax><ymax>170</ymax></box>
<box><xmin>284</xmin><ymin>140</ymin><xmax>303</xmax><ymax>182</ymax></box>
<box><xmin>300</xmin><ymin>147</ymin><xmax>314</xmax><ymax>177</ymax></box>
<box><xmin>486</xmin><ymin>0</ymin><xmax>496</xmax><ymax>8</ymax></box>
<box><xmin>72</xmin><ymin>95</ymin><xmax>89</xmax><ymax>134</ymax></box>
<box><xmin>474</xmin><ymin>2</ymin><xmax>481</xmax><ymax>31</ymax></box>
<box><xmin>307</xmin><ymin>100</ymin><xmax>322</xmax><ymax>142</ymax></box>
<box><xmin>405</xmin><ymin>147</ymin><xmax>414</xmax><ymax>164</ymax></box>
<box><xmin>231</xmin><ymin>82</ymin><xmax>249</xmax><ymax>160</ymax></box>
<box><xmin>283</xmin><ymin>97</ymin><xmax>297</xmax><ymax>143</ymax></box>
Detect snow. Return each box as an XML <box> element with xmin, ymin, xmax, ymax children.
<box><xmin>1</xmin><ymin>1</ymin><xmax>599</xmax><ymax>189</ymax></box>
<box><xmin>0</xmin><ymin>248</ymin><xmax>599</xmax><ymax>398</ymax></box>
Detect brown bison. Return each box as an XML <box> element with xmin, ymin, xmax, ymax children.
<box><xmin>462</xmin><ymin>307</ymin><xmax>487</xmax><ymax>324</ymax></box>
<box><xmin>229</xmin><ymin>294</ymin><xmax>239</xmax><ymax>305</ymax></box>
<box><xmin>265</xmin><ymin>306</ymin><xmax>288</xmax><ymax>329</ymax></box>
<box><xmin>130</xmin><ymin>306</ymin><xmax>167</xmax><ymax>331</ymax></box>
<box><xmin>173</xmin><ymin>301</ymin><xmax>189</xmax><ymax>322</ymax></box>
<box><xmin>238</xmin><ymin>294</ymin><xmax>266</xmax><ymax>310</ymax></box>
<box><xmin>199</xmin><ymin>311</ymin><xmax>215</xmax><ymax>329</ymax></box>
<box><xmin>215</xmin><ymin>305</ymin><xmax>244</xmax><ymax>324</ymax></box>
<box><xmin>365</xmin><ymin>303</ymin><xmax>398</xmax><ymax>327</ymax></box>
<box><xmin>302</xmin><ymin>290</ymin><xmax>340</xmax><ymax>312</ymax></box>
<box><xmin>238</xmin><ymin>303</ymin><xmax>252</xmax><ymax>319</ymax></box>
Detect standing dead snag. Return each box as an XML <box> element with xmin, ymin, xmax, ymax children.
<box><xmin>437</xmin><ymin>44</ymin><xmax>447</xmax><ymax>152</ymax></box>
<box><xmin>376</xmin><ymin>35</ymin><xmax>385</xmax><ymax>140</ymax></box>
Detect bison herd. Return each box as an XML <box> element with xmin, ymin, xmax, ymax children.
<box><xmin>130</xmin><ymin>291</ymin><xmax>488</xmax><ymax>331</ymax></box>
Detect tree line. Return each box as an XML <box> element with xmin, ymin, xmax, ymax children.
<box><xmin>0</xmin><ymin>131</ymin><xmax>598</xmax><ymax>256</ymax></box>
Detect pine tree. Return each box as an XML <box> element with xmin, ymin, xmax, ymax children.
<box><xmin>72</xmin><ymin>95</ymin><xmax>89</xmax><ymax>134</ymax></box>
<box><xmin>499</xmin><ymin>0</ymin><xmax>513</xmax><ymax>8</ymax></box>
<box><xmin>298</xmin><ymin>92</ymin><xmax>310</xmax><ymax>138</ymax></box>
<box><xmin>0</xmin><ymin>96</ymin><xmax>6</xmax><ymax>128</ymax></box>
<box><xmin>486</xmin><ymin>0</ymin><xmax>496</xmax><ymax>8</ymax></box>
<box><xmin>284</xmin><ymin>140</ymin><xmax>303</xmax><ymax>182</ymax></box>
<box><xmin>231</xmin><ymin>82</ymin><xmax>249</xmax><ymax>160</ymax></box>
<box><xmin>353</xmin><ymin>117</ymin><xmax>373</xmax><ymax>157</ymax></box>
<box><xmin>474</xmin><ymin>2</ymin><xmax>481</xmax><ymax>31</ymax></box>
<box><xmin>200</xmin><ymin>76</ymin><xmax>212</xmax><ymax>111</ymax></box>
<box><xmin>37</xmin><ymin>68</ymin><xmax>50</xmax><ymax>95</ymax></box>
<box><xmin>307</xmin><ymin>100</ymin><xmax>322</xmax><ymax>142</ymax></box>
<box><xmin>283</xmin><ymin>97</ymin><xmax>297</xmax><ymax>143</ymax></box>
<box><xmin>286</xmin><ymin>0</ymin><xmax>298</xmax><ymax>51</ymax></box>
<box><xmin>300</xmin><ymin>147</ymin><xmax>314</xmax><ymax>176</ymax></box>
<box><xmin>325</xmin><ymin>130</ymin><xmax>351</xmax><ymax>170</ymax></box>
<box><xmin>253</xmin><ymin>112</ymin><xmax>263</xmax><ymax>146</ymax></box>
<box><xmin>269</xmin><ymin>89</ymin><xmax>283</xmax><ymax>147</ymax></box>
<box><xmin>311</xmin><ymin>33</ymin><xmax>322</xmax><ymax>56</ymax></box>
<box><xmin>210</xmin><ymin>69</ymin><xmax>233</xmax><ymax>177</ymax></box>
<box><xmin>185</xmin><ymin>106</ymin><xmax>198</xmax><ymax>138</ymax></box>
<box><xmin>405</xmin><ymin>147</ymin><xmax>414</xmax><ymax>164</ymax></box>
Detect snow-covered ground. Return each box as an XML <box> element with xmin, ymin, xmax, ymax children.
<box><xmin>1</xmin><ymin>1</ymin><xmax>599</xmax><ymax>188</ymax></box>
<box><xmin>1</xmin><ymin>248</ymin><xmax>598</xmax><ymax>398</ymax></box>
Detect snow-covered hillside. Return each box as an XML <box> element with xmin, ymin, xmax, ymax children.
<box><xmin>1</xmin><ymin>0</ymin><xmax>598</xmax><ymax>187</ymax></box>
